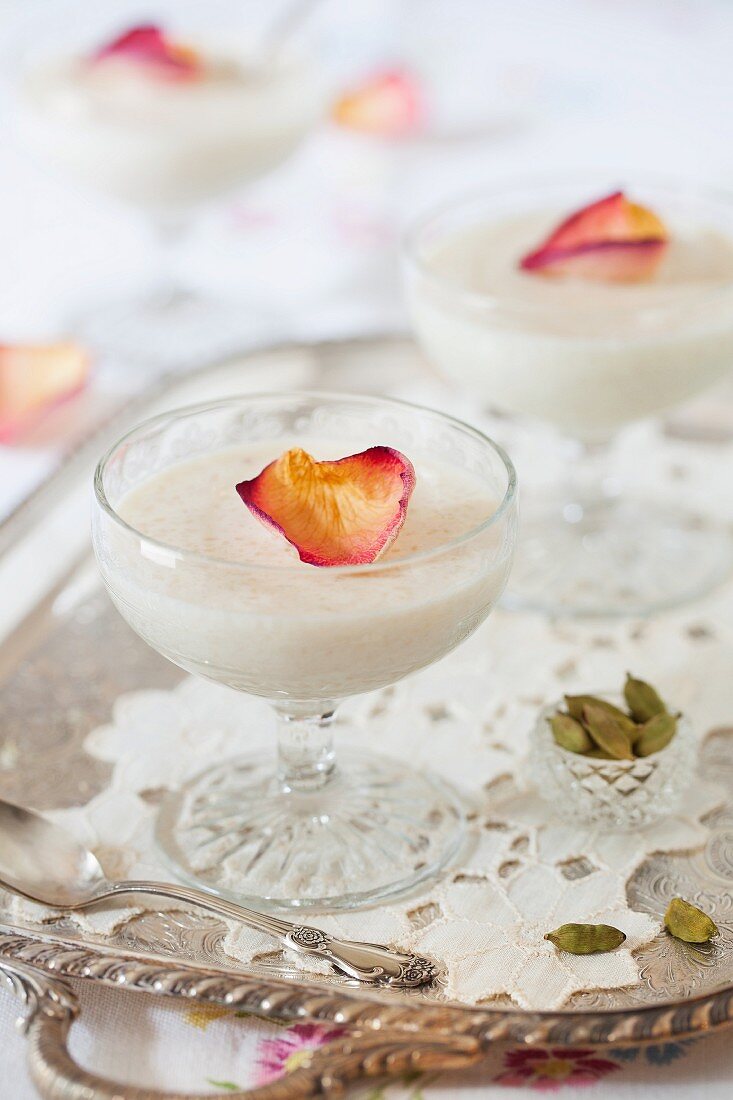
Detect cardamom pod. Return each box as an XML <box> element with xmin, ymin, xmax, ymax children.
<box><xmin>565</xmin><ymin>694</ymin><xmax>630</xmax><ymax>725</ymax></box>
<box><xmin>624</xmin><ymin>674</ymin><xmax>667</xmax><ymax>723</ymax></box>
<box><xmin>664</xmin><ymin>898</ymin><xmax>718</xmax><ymax>943</ymax></box>
<box><xmin>628</xmin><ymin>722</ymin><xmax>647</xmax><ymax>750</ymax></box>
<box><xmin>550</xmin><ymin>714</ymin><xmax>593</xmax><ymax>754</ymax></box>
<box><xmin>635</xmin><ymin>712</ymin><xmax>678</xmax><ymax>758</ymax></box>
<box><xmin>545</xmin><ymin>923</ymin><xmax>626</xmax><ymax>954</ymax></box>
<box><xmin>582</xmin><ymin>703</ymin><xmax>634</xmax><ymax>760</ymax></box>
<box><xmin>585</xmin><ymin>747</ymin><xmax>617</xmax><ymax>760</ymax></box>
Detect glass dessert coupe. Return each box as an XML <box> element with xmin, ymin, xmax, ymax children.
<box><xmin>404</xmin><ymin>177</ymin><xmax>733</xmax><ymax>617</ymax></box>
<box><xmin>19</xmin><ymin>23</ymin><xmax>322</xmax><ymax>366</ymax></box>
<box><xmin>92</xmin><ymin>392</ymin><xmax>517</xmax><ymax>909</ymax></box>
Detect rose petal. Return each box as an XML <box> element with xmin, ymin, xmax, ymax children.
<box><xmin>520</xmin><ymin>190</ymin><xmax>668</xmax><ymax>282</ymax></box>
<box><xmin>236</xmin><ymin>446</ymin><xmax>415</xmax><ymax>567</ymax></box>
<box><xmin>333</xmin><ymin>70</ymin><xmax>423</xmax><ymax>137</ymax></box>
<box><xmin>93</xmin><ymin>24</ymin><xmax>201</xmax><ymax>79</ymax></box>
<box><xmin>527</xmin><ymin>191</ymin><xmax>665</xmax><ymax>253</ymax></box>
<box><xmin>0</xmin><ymin>342</ymin><xmax>90</xmax><ymax>443</ymax></box>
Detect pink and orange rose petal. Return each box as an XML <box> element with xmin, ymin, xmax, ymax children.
<box><xmin>93</xmin><ymin>24</ymin><xmax>202</xmax><ymax>80</ymax></box>
<box><xmin>0</xmin><ymin>342</ymin><xmax>90</xmax><ymax>444</ymax></box>
<box><xmin>333</xmin><ymin>70</ymin><xmax>423</xmax><ymax>137</ymax></box>
<box><xmin>520</xmin><ymin>191</ymin><xmax>668</xmax><ymax>283</ymax></box>
<box><xmin>236</xmin><ymin>446</ymin><xmax>416</xmax><ymax>567</ymax></box>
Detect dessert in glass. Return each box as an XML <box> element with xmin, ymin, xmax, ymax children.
<box><xmin>405</xmin><ymin>178</ymin><xmax>733</xmax><ymax>617</ymax></box>
<box><xmin>92</xmin><ymin>392</ymin><xmax>517</xmax><ymax>909</ymax></box>
<box><xmin>20</xmin><ymin>24</ymin><xmax>322</xmax><ymax>364</ymax></box>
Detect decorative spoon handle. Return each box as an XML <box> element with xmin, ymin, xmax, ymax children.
<box><xmin>105</xmin><ymin>881</ymin><xmax>438</xmax><ymax>988</ymax></box>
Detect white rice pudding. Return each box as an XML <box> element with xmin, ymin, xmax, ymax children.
<box><xmin>408</xmin><ymin>211</ymin><xmax>733</xmax><ymax>440</ymax></box>
<box><xmin>105</xmin><ymin>442</ymin><xmax>509</xmax><ymax>701</ymax></box>
<box><xmin>21</xmin><ymin>47</ymin><xmax>321</xmax><ymax>208</ymax></box>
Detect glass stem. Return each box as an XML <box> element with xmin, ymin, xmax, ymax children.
<box><xmin>150</xmin><ymin>210</ymin><xmax>192</xmax><ymax>308</ymax></box>
<box><xmin>562</xmin><ymin>438</ymin><xmax>622</xmax><ymax>525</ymax></box>
<box><xmin>274</xmin><ymin>703</ymin><xmax>337</xmax><ymax>793</ymax></box>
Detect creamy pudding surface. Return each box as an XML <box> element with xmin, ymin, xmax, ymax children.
<box><xmin>105</xmin><ymin>442</ymin><xmax>509</xmax><ymax>700</ymax></box>
<box><xmin>409</xmin><ymin>206</ymin><xmax>733</xmax><ymax>439</ymax></box>
<box><xmin>22</xmin><ymin>46</ymin><xmax>321</xmax><ymax>207</ymax></box>
<box><xmin>432</xmin><ymin>212</ymin><xmax>733</xmax><ymax>335</ymax></box>
<box><xmin>119</xmin><ymin>442</ymin><xmax>491</xmax><ymax>564</ymax></box>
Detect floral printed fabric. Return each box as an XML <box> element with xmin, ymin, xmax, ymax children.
<box><xmin>494</xmin><ymin>1048</ymin><xmax>620</xmax><ymax>1090</ymax></box>
<box><xmin>254</xmin><ymin>1022</ymin><xmax>347</xmax><ymax>1086</ymax></box>
<box><xmin>198</xmin><ymin>1012</ymin><xmax>699</xmax><ymax>1094</ymax></box>
<box><xmin>244</xmin><ymin>1020</ymin><xmax>694</xmax><ymax>1095</ymax></box>
<box><xmin>22</xmin><ymin>983</ymin><xmax>693</xmax><ymax>1096</ymax></box>
<box><xmin>176</xmin><ymin>1007</ymin><xmax>701</xmax><ymax>1094</ymax></box>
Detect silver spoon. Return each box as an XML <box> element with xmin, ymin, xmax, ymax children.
<box><xmin>0</xmin><ymin>799</ymin><xmax>438</xmax><ymax>989</ymax></box>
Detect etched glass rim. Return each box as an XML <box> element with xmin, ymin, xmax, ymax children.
<box><xmin>93</xmin><ymin>390</ymin><xmax>517</xmax><ymax>575</ymax></box>
<box><xmin>403</xmin><ymin>172</ymin><xmax>733</xmax><ymax>321</ymax></box>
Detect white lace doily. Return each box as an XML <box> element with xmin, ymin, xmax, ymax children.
<box><xmin>9</xmin><ymin>590</ymin><xmax>732</xmax><ymax>1012</ymax></box>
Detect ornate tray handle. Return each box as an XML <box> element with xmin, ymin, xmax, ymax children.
<box><xmin>2</xmin><ymin>956</ymin><xmax>480</xmax><ymax>1099</ymax></box>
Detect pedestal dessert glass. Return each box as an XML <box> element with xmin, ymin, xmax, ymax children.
<box><xmin>92</xmin><ymin>392</ymin><xmax>517</xmax><ymax>909</ymax></box>
<box><xmin>18</xmin><ymin>27</ymin><xmax>322</xmax><ymax>367</ymax></box>
<box><xmin>404</xmin><ymin>177</ymin><xmax>733</xmax><ymax>617</ymax></box>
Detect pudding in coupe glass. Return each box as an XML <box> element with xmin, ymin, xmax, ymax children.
<box><xmin>92</xmin><ymin>393</ymin><xmax>517</xmax><ymax>908</ymax></box>
<box><xmin>405</xmin><ymin>179</ymin><xmax>733</xmax><ymax>616</ymax></box>
<box><xmin>22</xmin><ymin>24</ymin><xmax>320</xmax><ymax>209</ymax></box>
<box><xmin>20</xmin><ymin>24</ymin><xmax>322</xmax><ymax>362</ymax></box>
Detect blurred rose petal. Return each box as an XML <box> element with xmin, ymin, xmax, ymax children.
<box><xmin>0</xmin><ymin>342</ymin><xmax>91</xmax><ymax>444</ymax></box>
<box><xmin>332</xmin><ymin>70</ymin><xmax>424</xmax><ymax>138</ymax></box>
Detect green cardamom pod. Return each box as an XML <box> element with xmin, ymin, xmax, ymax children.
<box><xmin>585</xmin><ymin>747</ymin><xmax>616</xmax><ymax>760</ymax></box>
<box><xmin>565</xmin><ymin>694</ymin><xmax>631</xmax><ymax>725</ymax></box>
<box><xmin>664</xmin><ymin>898</ymin><xmax>718</xmax><ymax>943</ymax></box>
<box><xmin>628</xmin><ymin>722</ymin><xmax>647</xmax><ymax>749</ymax></box>
<box><xmin>634</xmin><ymin>713</ymin><xmax>678</xmax><ymax>757</ymax></box>
<box><xmin>550</xmin><ymin>714</ymin><xmax>593</xmax><ymax>754</ymax></box>
<box><xmin>545</xmin><ymin>923</ymin><xmax>626</xmax><ymax>954</ymax></box>
<box><xmin>624</xmin><ymin>674</ymin><xmax>667</xmax><ymax>723</ymax></box>
<box><xmin>582</xmin><ymin>703</ymin><xmax>634</xmax><ymax>760</ymax></box>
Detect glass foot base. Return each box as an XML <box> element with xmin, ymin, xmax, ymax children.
<box><xmin>155</xmin><ymin>749</ymin><xmax>465</xmax><ymax>910</ymax></box>
<box><xmin>75</xmin><ymin>289</ymin><xmax>275</xmax><ymax>371</ymax></box>
<box><xmin>504</xmin><ymin>497</ymin><xmax>733</xmax><ymax>618</ymax></box>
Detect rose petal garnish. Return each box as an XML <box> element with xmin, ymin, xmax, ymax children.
<box><xmin>333</xmin><ymin>70</ymin><xmax>423</xmax><ymax>137</ymax></box>
<box><xmin>236</xmin><ymin>446</ymin><xmax>416</xmax><ymax>567</ymax></box>
<box><xmin>0</xmin><ymin>342</ymin><xmax>90</xmax><ymax>443</ymax></box>
<box><xmin>519</xmin><ymin>190</ymin><xmax>668</xmax><ymax>283</ymax></box>
<box><xmin>93</xmin><ymin>24</ymin><xmax>201</xmax><ymax>80</ymax></box>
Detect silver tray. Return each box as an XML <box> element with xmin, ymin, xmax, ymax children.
<box><xmin>2</xmin><ymin>336</ymin><xmax>733</xmax><ymax>1099</ymax></box>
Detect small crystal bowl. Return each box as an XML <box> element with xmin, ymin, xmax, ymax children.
<box><xmin>529</xmin><ymin>693</ymin><xmax>696</xmax><ymax>830</ymax></box>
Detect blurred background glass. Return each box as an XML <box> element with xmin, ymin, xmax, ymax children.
<box><xmin>3</xmin><ymin>0</ymin><xmax>730</xmax><ymax>346</ymax></box>
<box><xmin>1</xmin><ymin>0</ymin><xmax>732</xmax><ymax>530</ymax></box>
